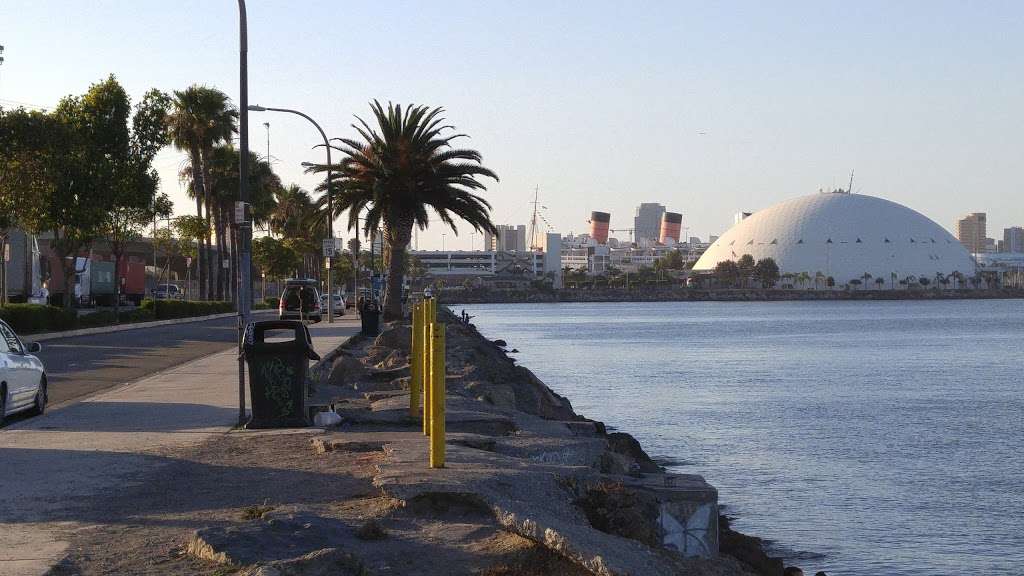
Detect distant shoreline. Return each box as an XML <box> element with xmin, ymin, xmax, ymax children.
<box><xmin>442</xmin><ymin>287</ymin><xmax>1024</xmax><ymax>305</ymax></box>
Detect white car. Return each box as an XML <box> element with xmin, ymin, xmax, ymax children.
<box><xmin>319</xmin><ymin>293</ymin><xmax>346</xmax><ymax>316</ymax></box>
<box><xmin>0</xmin><ymin>320</ymin><xmax>47</xmax><ymax>423</ymax></box>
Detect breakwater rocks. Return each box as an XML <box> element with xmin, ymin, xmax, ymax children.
<box><xmin>442</xmin><ymin>287</ymin><xmax>1024</xmax><ymax>305</ymax></box>
<box><xmin>308</xmin><ymin>307</ymin><xmax>789</xmax><ymax>575</ymax></box>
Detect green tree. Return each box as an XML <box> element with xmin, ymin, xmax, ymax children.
<box><xmin>167</xmin><ymin>85</ymin><xmax>237</xmax><ymax>300</ymax></box>
<box><xmin>173</xmin><ymin>215</ymin><xmax>207</xmax><ymax>262</ymax></box>
<box><xmin>0</xmin><ymin>107</ymin><xmax>61</xmax><ymax>302</ymax></box>
<box><xmin>330</xmin><ymin>251</ymin><xmax>356</xmax><ymax>291</ymax></box>
<box><xmin>1</xmin><ymin>77</ymin><xmax>145</xmax><ymax>308</ymax></box>
<box><xmin>315</xmin><ymin>101</ymin><xmax>498</xmax><ymax>319</ymax></box>
<box><xmin>753</xmin><ymin>258</ymin><xmax>781</xmax><ymax>288</ymax></box>
<box><xmin>654</xmin><ymin>250</ymin><xmax>685</xmax><ymax>272</ymax></box>
<box><xmin>172</xmin><ymin>214</ymin><xmax>206</xmax><ymax>296</ymax></box>
<box><xmin>714</xmin><ymin>260</ymin><xmax>740</xmax><ymax>288</ymax></box>
<box><xmin>102</xmin><ymin>88</ymin><xmax>173</xmax><ymax>319</ymax></box>
<box><xmin>152</xmin><ymin>225</ymin><xmax>179</xmax><ymax>287</ymax></box>
<box><xmin>253</xmin><ymin>236</ymin><xmax>301</xmax><ymax>280</ymax></box>
<box><xmin>736</xmin><ymin>254</ymin><xmax>756</xmax><ymax>288</ymax></box>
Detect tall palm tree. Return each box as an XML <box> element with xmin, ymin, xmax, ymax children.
<box><xmin>312</xmin><ymin>101</ymin><xmax>498</xmax><ymax>320</ymax></box>
<box><xmin>203</xmin><ymin>145</ymin><xmax>281</xmax><ymax>301</ymax></box>
<box><xmin>167</xmin><ymin>85</ymin><xmax>237</xmax><ymax>300</ymax></box>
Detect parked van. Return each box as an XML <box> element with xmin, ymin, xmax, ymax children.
<box><xmin>279</xmin><ymin>279</ymin><xmax>321</xmax><ymax>323</ymax></box>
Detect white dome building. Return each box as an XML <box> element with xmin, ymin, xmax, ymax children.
<box><xmin>693</xmin><ymin>191</ymin><xmax>977</xmax><ymax>286</ymax></box>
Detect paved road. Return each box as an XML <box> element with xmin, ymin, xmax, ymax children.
<box><xmin>33</xmin><ymin>311</ymin><xmax>278</xmax><ymax>408</ymax></box>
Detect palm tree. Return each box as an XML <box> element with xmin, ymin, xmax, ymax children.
<box><xmin>203</xmin><ymin>145</ymin><xmax>282</xmax><ymax>301</ymax></box>
<box><xmin>797</xmin><ymin>271</ymin><xmax>811</xmax><ymax>289</ymax></box>
<box><xmin>269</xmin><ymin>184</ymin><xmax>314</xmax><ymax>239</ymax></box>
<box><xmin>951</xmin><ymin>270</ymin><xmax>963</xmax><ymax>290</ymax></box>
<box><xmin>267</xmin><ymin>184</ymin><xmax>325</xmax><ymax>278</ymax></box>
<box><xmin>861</xmin><ymin>272</ymin><xmax>873</xmax><ymax>289</ymax></box>
<box><xmin>313</xmin><ymin>101</ymin><xmax>498</xmax><ymax>320</ymax></box>
<box><xmin>168</xmin><ymin>86</ymin><xmax>237</xmax><ymax>300</ymax></box>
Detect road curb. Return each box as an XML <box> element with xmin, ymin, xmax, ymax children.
<box><xmin>27</xmin><ymin>310</ymin><xmax>275</xmax><ymax>342</ymax></box>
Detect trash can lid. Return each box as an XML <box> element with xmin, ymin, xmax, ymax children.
<box><xmin>243</xmin><ymin>320</ymin><xmax>320</xmax><ymax>361</ymax></box>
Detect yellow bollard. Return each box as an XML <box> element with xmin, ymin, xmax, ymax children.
<box><xmin>409</xmin><ymin>302</ymin><xmax>421</xmax><ymax>418</ymax></box>
<box><xmin>422</xmin><ymin>298</ymin><xmax>434</xmax><ymax>435</ymax></box>
<box><xmin>429</xmin><ymin>321</ymin><xmax>446</xmax><ymax>468</ymax></box>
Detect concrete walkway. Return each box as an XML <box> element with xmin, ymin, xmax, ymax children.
<box><xmin>0</xmin><ymin>316</ymin><xmax>360</xmax><ymax>576</ymax></box>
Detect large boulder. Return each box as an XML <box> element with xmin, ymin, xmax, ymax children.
<box><xmin>606</xmin><ymin>433</ymin><xmax>662</xmax><ymax>473</ymax></box>
<box><xmin>185</xmin><ymin>514</ymin><xmax>350</xmax><ymax>567</ymax></box>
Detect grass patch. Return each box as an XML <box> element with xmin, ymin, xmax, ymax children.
<box><xmin>239</xmin><ymin>501</ymin><xmax>275</xmax><ymax>521</ymax></box>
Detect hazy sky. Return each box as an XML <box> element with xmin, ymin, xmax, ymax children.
<box><xmin>3</xmin><ymin>1</ymin><xmax>1022</xmax><ymax>249</ymax></box>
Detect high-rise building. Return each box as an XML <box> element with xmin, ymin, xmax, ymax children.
<box><xmin>484</xmin><ymin>224</ymin><xmax>528</xmax><ymax>252</ymax></box>
<box><xmin>634</xmin><ymin>203</ymin><xmax>665</xmax><ymax>243</ymax></box>
<box><xmin>1004</xmin><ymin>226</ymin><xmax>1024</xmax><ymax>253</ymax></box>
<box><xmin>955</xmin><ymin>213</ymin><xmax>987</xmax><ymax>254</ymax></box>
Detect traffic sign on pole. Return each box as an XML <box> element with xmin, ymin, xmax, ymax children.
<box><xmin>234</xmin><ymin>201</ymin><xmax>250</xmax><ymax>224</ymax></box>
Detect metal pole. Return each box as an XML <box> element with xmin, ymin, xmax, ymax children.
<box><xmin>237</xmin><ymin>0</ymin><xmax>252</xmax><ymax>427</ymax></box>
<box><xmin>429</xmin><ymin>320</ymin><xmax>446</xmax><ymax>468</ymax></box>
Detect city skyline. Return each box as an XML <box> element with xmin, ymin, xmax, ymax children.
<box><xmin>2</xmin><ymin>1</ymin><xmax>1022</xmax><ymax>249</ymax></box>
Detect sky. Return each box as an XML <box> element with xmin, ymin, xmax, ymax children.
<box><xmin>2</xmin><ymin>0</ymin><xmax>1022</xmax><ymax>250</ymax></box>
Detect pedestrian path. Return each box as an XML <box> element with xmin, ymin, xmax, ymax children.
<box><xmin>0</xmin><ymin>316</ymin><xmax>360</xmax><ymax>576</ymax></box>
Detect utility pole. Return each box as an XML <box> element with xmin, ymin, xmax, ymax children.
<box><xmin>236</xmin><ymin>0</ymin><xmax>253</xmax><ymax>426</ymax></box>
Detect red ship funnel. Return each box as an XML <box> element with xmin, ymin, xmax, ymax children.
<box><xmin>590</xmin><ymin>211</ymin><xmax>611</xmax><ymax>244</ymax></box>
<box><xmin>660</xmin><ymin>212</ymin><xmax>682</xmax><ymax>244</ymax></box>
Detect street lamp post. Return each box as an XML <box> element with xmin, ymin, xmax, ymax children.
<box><xmin>249</xmin><ymin>105</ymin><xmax>334</xmax><ymax>323</ymax></box>
<box><xmin>236</xmin><ymin>0</ymin><xmax>253</xmax><ymax>426</ymax></box>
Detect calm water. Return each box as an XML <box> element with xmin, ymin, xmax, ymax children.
<box><xmin>462</xmin><ymin>300</ymin><xmax>1024</xmax><ymax>576</ymax></box>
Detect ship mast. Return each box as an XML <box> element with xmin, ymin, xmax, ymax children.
<box><xmin>528</xmin><ymin>185</ymin><xmax>541</xmax><ymax>251</ymax></box>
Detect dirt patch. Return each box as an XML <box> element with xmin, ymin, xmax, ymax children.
<box><xmin>403</xmin><ymin>492</ymin><xmax>495</xmax><ymax>522</ymax></box>
<box><xmin>476</xmin><ymin>532</ymin><xmax>593</xmax><ymax>576</ymax></box>
<box><xmin>354</xmin><ymin>520</ymin><xmax>387</xmax><ymax>541</ymax></box>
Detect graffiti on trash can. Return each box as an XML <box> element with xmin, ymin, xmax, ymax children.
<box><xmin>258</xmin><ymin>357</ymin><xmax>295</xmax><ymax>417</ymax></box>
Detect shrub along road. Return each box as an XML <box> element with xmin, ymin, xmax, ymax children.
<box><xmin>27</xmin><ymin>310</ymin><xmax>275</xmax><ymax>410</ymax></box>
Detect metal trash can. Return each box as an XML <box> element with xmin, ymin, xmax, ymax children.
<box><xmin>243</xmin><ymin>320</ymin><xmax>321</xmax><ymax>429</ymax></box>
<box><xmin>360</xmin><ymin>300</ymin><xmax>380</xmax><ymax>336</ymax></box>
